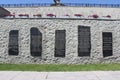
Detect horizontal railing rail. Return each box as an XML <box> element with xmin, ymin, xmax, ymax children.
<box><xmin>0</xmin><ymin>3</ymin><xmax>120</xmax><ymax>8</ymax></box>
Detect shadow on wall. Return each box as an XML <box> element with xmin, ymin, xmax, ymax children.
<box><xmin>0</xmin><ymin>7</ymin><xmax>10</xmax><ymax>17</ymax></box>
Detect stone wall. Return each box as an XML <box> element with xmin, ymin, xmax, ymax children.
<box><xmin>0</xmin><ymin>18</ymin><xmax>120</xmax><ymax>64</ymax></box>
<box><xmin>4</xmin><ymin>7</ymin><xmax>120</xmax><ymax>19</ymax></box>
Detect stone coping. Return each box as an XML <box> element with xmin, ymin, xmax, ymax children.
<box><xmin>0</xmin><ymin>17</ymin><xmax>120</xmax><ymax>21</ymax></box>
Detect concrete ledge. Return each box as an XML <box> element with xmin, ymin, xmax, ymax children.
<box><xmin>1</xmin><ymin>17</ymin><xmax>120</xmax><ymax>21</ymax></box>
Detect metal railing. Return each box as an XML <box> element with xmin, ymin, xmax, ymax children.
<box><xmin>0</xmin><ymin>3</ymin><xmax>120</xmax><ymax>8</ymax></box>
<box><xmin>0</xmin><ymin>3</ymin><xmax>51</xmax><ymax>7</ymax></box>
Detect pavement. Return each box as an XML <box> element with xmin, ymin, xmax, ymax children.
<box><xmin>0</xmin><ymin>71</ymin><xmax>120</xmax><ymax>80</ymax></box>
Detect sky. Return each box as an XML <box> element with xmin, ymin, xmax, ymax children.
<box><xmin>0</xmin><ymin>0</ymin><xmax>120</xmax><ymax>4</ymax></box>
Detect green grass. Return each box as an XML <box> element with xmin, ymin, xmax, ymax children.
<box><xmin>0</xmin><ymin>63</ymin><xmax>120</xmax><ymax>71</ymax></box>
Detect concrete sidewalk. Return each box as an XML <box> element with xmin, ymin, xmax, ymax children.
<box><xmin>0</xmin><ymin>71</ymin><xmax>120</xmax><ymax>80</ymax></box>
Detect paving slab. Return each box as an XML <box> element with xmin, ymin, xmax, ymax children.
<box><xmin>0</xmin><ymin>71</ymin><xmax>21</xmax><ymax>80</ymax></box>
<box><xmin>0</xmin><ymin>71</ymin><xmax>119</xmax><ymax>80</ymax></box>
<box><xmin>34</xmin><ymin>72</ymin><xmax>48</xmax><ymax>80</ymax></box>
<box><xmin>12</xmin><ymin>72</ymin><xmax>36</xmax><ymax>80</ymax></box>
<box><xmin>93</xmin><ymin>71</ymin><xmax>119</xmax><ymax>80</ymax></box>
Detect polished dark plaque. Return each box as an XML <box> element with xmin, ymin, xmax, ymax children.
<box><xmin>78</xmin><ymin>26</ymin><xmax>91</xmax><ymax>57</ymax></box>
<box><xmin>55</xmin><ymin>30</ymin><xmax>66</xmax><ymax>57</ymax></box>
<box><xmin>103</xmin><ymin>32</ymin><xmax>113</xmax><ymax>57</ymax></box>
<box><xmin>9</xmin><ymin>30</ymin><xmax>19</xmax><ymax>55</ymax></box>
<box><xmin>30</xmin><ymin>28</ymin><xmax>42</xmax><ymax>56</ymax></box>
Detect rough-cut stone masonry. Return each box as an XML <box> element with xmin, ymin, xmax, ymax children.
<box><xmin>0</xmin><ymin>6</ymin><xmax>120</xmax><ymax>64</ymax></box>
<box><xmin>0</xmin><ymin>18</ymin><xmax>120</xmax><ymax>64</ymax></box>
